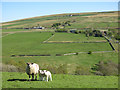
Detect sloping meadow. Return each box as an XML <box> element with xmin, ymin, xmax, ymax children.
<box><xmin>2</xmin><ymin>32</ymin><xmax>113</xmax><ymax>56</ymax></box>
<box><xmin>2</xmin><ymin>32</ymin><xmax>118</xmax><ymax>75</ymax></box>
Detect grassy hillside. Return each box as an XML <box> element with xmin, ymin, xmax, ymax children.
<box><xmin>2</xmin><ymin>72</ymin><xmax>118</xmax><ymax>88</ymax></box>
<box><xmin>2</xmin><ymin>32</ymin><xmax>113</xmax><ymax>56</ymax></box>
<box><xmin>1</xmin><ymin>11</ymin><xmax>118</xmax><ymax>89</ymax></box>
<box><xmin>2</xmin><ymin>32</ymin><xmax>118</xmax><ymax>74</ymax></box>
<box><xmin>2</xmin><ymin>11</ymin><xmax>118</xmax><ymax>29</ymax></box>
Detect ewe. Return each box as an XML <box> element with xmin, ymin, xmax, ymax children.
<box><xmin>26</xmin><ymin>62</ymin><xmax>39</xmax><ymax>81</ymax></box>
<box><xmin>39</xmin><ymin>70</ymin><xmax>52</xmax><ymax>82</ymax></box>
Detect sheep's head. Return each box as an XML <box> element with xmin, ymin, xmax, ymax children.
<box><xmin>26</xmin><ymin>62</ymin><xmax>31</xmax><ymax>65</ymax></box>
<box><xmin>43</xmin><ymin>70</ymin><xmax>47</xmax><ymax>72</ymax></box>
<box><xmin>39</xmin><ymin>70</ymin><xmax>45</xmax><ymax>74</ymax></box>
<box><xmin>26</xmin><ymin>62</ymin><xmax>34</xmax><ymax>66</ymax></box>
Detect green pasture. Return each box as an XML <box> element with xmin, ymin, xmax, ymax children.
<box><xmin>2</xmin><ymin>52</ymin><xmax>118</xmax><ymax>68</ymax></box>
<box><xmin>2</xmin><ymin>31</ymin><xmax>118</xmax><ymax>74</ymax></box>
<box><xmin>2</xmin><ymin>32</ymin><xmax>113</xmax><ymax>57</ymax></box>
<box><xmin>2</xmin><ymin>32</ymin><xmax>51</xmax><ymax>56</ymax></box>
<box><xmin>2</xmin><ymin>29</ymin><xmax>31</xmax><ymax>32</ymax></box>
<box><xmin>2</xmin><ymin>33</ymin><xmax>10</xmax><ymax>37</ymax></box>
<box><xmin>2</xmin><ymin>72</ymin><xmax>118</xmax><ymax>88</ymax></box>
<box><xmin>49</xmin><ymin>33</ymin><xmax>105</xmax><ymax>42</ymax></box>
<box><xmin>28</xmin><ymin>43</ymin><xmax>112</xmax><ymax>55</ymax></box>
<box><xmin>2</xmin><ymin>29</ymin><xmax>54</xmax><ymax>33</ymax></box>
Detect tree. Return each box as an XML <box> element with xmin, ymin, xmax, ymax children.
<box><xmin>108</xmin><ymin>32</ymin><xmax>112</xmax><ymax>37</ymax></box>
<box><xmin>52</xmin><ymin>23</ymin><xmax>61</xmax><ymax>28</ymax></box>
<box><xmin>75</xmin><ymin>30</ymin><xmax>79</xmax><ymax>34</ymax></box>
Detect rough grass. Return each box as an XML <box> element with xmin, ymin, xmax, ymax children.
<box><xmin>2</xmin><ymin>72</ymin><xmax>118</xmax><ymax>88</ymax></box>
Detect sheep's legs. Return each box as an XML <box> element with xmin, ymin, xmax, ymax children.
<box><xmin>46</xmin><ymin>76</ymin><xmax>48</xmax><ymax>82</ymax></box>
<box><xmin>39</xmin><ymin>75</ymin><xmax>43</xmax><ymax>81</ymax></box>
<box><xmin>32</xmin><ymin>74</ymin><xmax>34</xmax><ymax>80</ymax></box>
<box><xmin>39</xmin><ymin>75</ymin><xmax>41</xmax><ymax>81</ymax></box>
<box><xmin>29</xmin><ymin>75</ymin><xmax>31</xmax><ymax>81</ymax></box>
<box><xmin>50</xmin><ymin>75</ymin><xmax>52</xmax><ymax>81</ymax></box>
<box><xmin>35</xmin><ymin>74</ymin><xmax>37</xmax><ymax>80</ymax></box>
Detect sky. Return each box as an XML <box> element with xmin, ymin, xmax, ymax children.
<box><xmin>2</xmin><ymin>2</ymin><xmax>118</xmax><ymax>22</ymax></box>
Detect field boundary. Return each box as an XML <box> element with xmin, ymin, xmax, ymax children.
<box><xmin>104</xmin><ymin>36</ymin><xmax>116</xmax><ymax>51</ymax></box>
<box><xmin>1</xmin><ymin>32</ymin><xmax>15</xmax><ymax>38</ymax></box>
<box><xmin>43</xmin><ymin>34</ymin><xmax>55</xmax><ymax>43</ymax></box>
<box><xmin>42</xmin><ymin>41</ymin><xmax>107</xmax><ymax>43</ymax></box>
<box><xmin>10</xmin><ymin>50</ymin><xmax>114</xmax><ymax>57</ymax></box>
<box><xmin>64</xmin><ymin>51</ymin><xmax>114</xmax><ymax>55</ymax></box>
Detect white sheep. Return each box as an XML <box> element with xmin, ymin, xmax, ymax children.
<box><xmin>38</xmin><ymin>70</ymin><xmax>52</xmax><ymax>82</ymax></box>
<box><xmin>26</xmin><ymin>62</ymin><xmax>39</xmax><ymax>81</ymax></box>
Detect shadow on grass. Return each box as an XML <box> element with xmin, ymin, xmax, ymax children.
<box><xmin>7</xmin><ymin>79</ymin><xmax>40</xmax><ymax>81</ymax></box>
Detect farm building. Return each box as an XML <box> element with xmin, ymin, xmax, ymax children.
<box><xmin>99</xmin><ymin>29</ymin><xmax>108</xmax><ymax>32</ymax></box>
<box><xmin>33</xmin><ymin>26</ymin><xmax>45</xmax><ymax>29</ymax></box>
<box><xmin>99</xmin><ymin>29</ymin><xmax>108</xmax><ymax>36</ymax></box>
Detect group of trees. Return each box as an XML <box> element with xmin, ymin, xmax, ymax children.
<box><xmin>74</xmin><ymin>30</ymin><xmax>103</xmax><ymax>37</ymax></box>
<box><xmin>107</xmin><ymin>29</ymin><xmax>120</xmax><ymax>40</ymax></box>
<box><xmin>53</xmin><ymin>26</ymin><xmax>119</xmax><ymax>41</ymax></box>
<box><xmin>77</xmin><ymin>28</ymin><xmax>120</xmax><ymax>41</ymax></box>
<box><xmin>114</xmin><ymin>34</ymin><xmax>120</xmax><ymax>40</ymax></box>
<box><xmin>51</xmin><ymin>21</ymin><xmax>71</xmax><ymax>29</ymax></box>
<box><xmin>55</xmin><ymin>29</ymin><xmax>68</xmax><ymax>32</ymax></box>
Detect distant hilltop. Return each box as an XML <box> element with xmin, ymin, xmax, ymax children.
<box><xmin>2</xmin><ymin>11</ymin><xmax>118</xmax><ymax>29</ymax></box>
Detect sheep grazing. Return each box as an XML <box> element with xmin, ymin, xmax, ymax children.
<box><xmin>38</xmin><ymin>70</ymin><xmax>52</xmax><ymax>82</ymax></box>
<box><xmin>26</xmin><ymin>62</ymin><xmax>39</xmax><ymax>81</ymax></box>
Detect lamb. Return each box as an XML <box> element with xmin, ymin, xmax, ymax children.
<box><xmin>38</xmin><ymin>70</ymin><xmax>52</xmax><ymax>82</ymax></box>
<box><xmin>26</xmin><ymin>62</ymin><xmax>39</xmax><ymax>81</ymax></box>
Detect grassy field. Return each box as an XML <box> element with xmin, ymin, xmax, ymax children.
<box><xmin>2</xmin><ymin>32</ymin><xmax>113</xmax><ymax>57</ymax></box>
<box><xmin>2</xmin><ymin>32</ymin><xmax>52</xmax><ymax>56</ymax></box>
<box><xmin>2</xmin><ymin>29</ymin><xmax>30</xmax><ymax>32</ymax></box>
<box><xmin>2</xmin><ymin>31</ymin><xmax>118</xmax><ymax>75</ymax></box>
<box><xmin>2</xmin><ymin>29</ymin><xmax>54</xmax><ymax>33</ymax></box>
<box><xmin>2</xmin><ymin>72</ymin><xmax>118</xmax><ymax>88</ymax></box>
<box><xmin>49</xmin><ymin>33</ymin><xmax>106</xmax><ymax>42</ymax></box>
<box><xmin>2</xmin><ymin>52</ymin><xmax>118</xmax><ymax>74</ymax></box>
<box><xmin>3</xmin><ymin>42</ymin><xmax>112</xmax><ymax>56</ymax></box>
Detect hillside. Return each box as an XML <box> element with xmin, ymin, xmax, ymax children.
<box><xmin>2</xmin><ymin>11</ymin><xmax>118</xmax><ymax>88</ymax></box>
<box><xmin>2</xmin><ymin>11</ymin><xmax>118</xmax><ymax>29</ymax></box>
